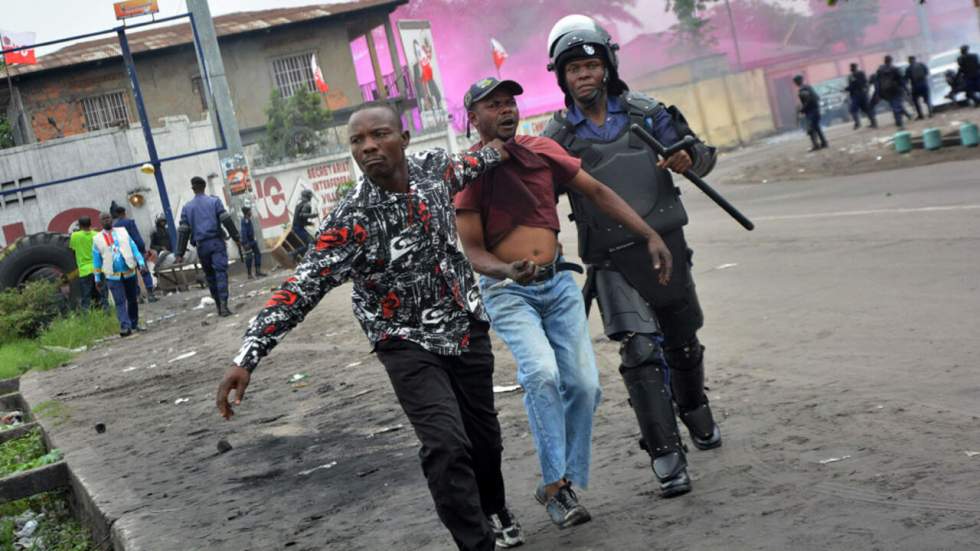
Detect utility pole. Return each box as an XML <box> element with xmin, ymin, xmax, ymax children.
<box><xmin>185</xmin><ymin>0</ymin><xmax>262</xmax><ymax>246</ymax></box>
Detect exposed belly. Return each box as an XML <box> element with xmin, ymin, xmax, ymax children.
<box><xmin>490</xmin><ymin>225</ymin><xmax>559</xmax><ymax>265</ymax></box>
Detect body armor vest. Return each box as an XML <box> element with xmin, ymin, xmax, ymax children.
<box><xmin>544</xmin><ymin>92</ymin><xmax>688</xmax><ymax>264</ymax></box>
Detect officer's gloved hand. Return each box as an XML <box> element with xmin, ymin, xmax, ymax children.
<box><xmin>656</xmin><ymin>150</ymin><xmax>692</xmax><ymax>174</ymax></box>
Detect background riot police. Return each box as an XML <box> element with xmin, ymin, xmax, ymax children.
<box><xmin>542</xmin><ymin>14</ymin><xmax>723</xmax><ymax>498</ymax></box>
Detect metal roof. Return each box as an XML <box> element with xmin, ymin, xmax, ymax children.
<box><xmin>6</xmin><ymin>0</ymin><xmax>405</xmax><ymax>78</ymax></box>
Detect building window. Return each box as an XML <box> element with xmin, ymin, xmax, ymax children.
<box><xmin>0</xmin><ymin>177</ymin><xmax>36</xmax><ymax>208</ymax></box>
<box><xmin>271</xmin><ymin>52</ymin><xmax>315</xmax><ymax>98</ymax></box>
<box><xmin>81</xmin><ymin>91</ymin><xmax>130</xmax><ymax>131</ymax></box>
<box><xmin>191</xmin><ymin>76</ymin><xmax>209</xmax><ymax>112</ymax></box>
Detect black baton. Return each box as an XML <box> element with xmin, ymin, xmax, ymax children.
<box><xmin>629</xmin><ymin>124</ymin><xmax>755</xmax><ymax>231</ymax></box>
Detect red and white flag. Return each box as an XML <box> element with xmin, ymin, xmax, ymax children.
<box><xmin>1</xmin><ymin>30</ymin><xmax>37</xmax><ymax>66</ymax></box>
<box><xmin>310</xmin><ymin>53</ymin><xmax>329</xmax><ymax>93</ymax></box>
<box><xmin>491</xmin><ymin>38</ymin><xmax>508</xmax><ymax>70</ymax></box>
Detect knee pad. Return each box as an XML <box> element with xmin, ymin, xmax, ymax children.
<box><xmin>619</xmin><ymin>333</ymin><xmax>667</xmax><ymax>370</ymax></box>
<box><xmin>663</xmin><ymin>336</ymin><xmax>704</xmax><ymax>372</ymax></box>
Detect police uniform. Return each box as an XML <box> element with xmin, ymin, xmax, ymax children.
<box><xmin>542</xmin><ymin>15</ymin><xmax>722</xmax><ymax>497</ymax></box>
<box><xmin>292</xmin><ymin>190</ymin><xmax>316</xmax><ymax>254</ymax></box>
<box><xmin>845</xmin><ymin>68</ymin><xmax>877</xmax><ymax>129</ymax></box>
<box><xmin>176</xmin><ymin>192</ymin><xmax>240</xmax><ymax>316</ymax></box>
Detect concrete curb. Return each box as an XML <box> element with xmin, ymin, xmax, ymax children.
<box><xmin>2</xmin><ymin>382</ymin><xmax>121</xmax><ymax>550</ymax></box>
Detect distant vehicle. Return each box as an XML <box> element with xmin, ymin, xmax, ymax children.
<box><xmin>812</xmin><ymin>76</ymin><xmax>850</xmax><ymax>124</ymax></box>
<box><xmin>928</xmin><ymin>48</ymin><xmax>965</xmax><ymax>107</ymax></box>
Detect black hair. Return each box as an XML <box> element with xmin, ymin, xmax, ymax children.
<box><xmin>78</xmin><ymin>216</ymin><xmax>91</xmax><ymax>228</ymax></box>
<box><xmin>349</xmin><ymin>101</ymin><xmax>403</xmax><ymax>130</ymax></box>
<box><xmin>191</xmin><ymin>176</ymin><xmax>207</xmax><ymax>191</ymax></box>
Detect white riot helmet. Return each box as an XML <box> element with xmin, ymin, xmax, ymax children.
<box><xmin>546</xmin><ymin>14</ymin><xmax>627</xmax><ymax>101</ymax></box>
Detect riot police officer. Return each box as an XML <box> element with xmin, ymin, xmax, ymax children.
<box><xmin>845</xmin><ymin>63</ymin><xmax>877</xmax><ymax>129</ymax></box>
<box><xmin>175</xmin><ymin>176</ymin><xmax>241</xmax><ymax>317</ymax></box>
<box><xmin>542</xmin><ymin>14</ymin><xmax>722</xmax><ymax>498</ymax></box>
<box><xmin>292</xmin><ymin>189</ymin><xmax>316</xmax><ymax>255</ymax></box>
<box><xmin>793</xmin><ymin>75</ymin><xmax>828</xmax><ymax>151</ymax></box>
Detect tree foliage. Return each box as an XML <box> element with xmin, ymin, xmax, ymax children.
<box><xmin>259</xmin><ymin>87</ymin><xmax>332</xmax><ymax>162</ymax></box>
<box><xmin>0</xmin><ymin>117</ymin><xmax>14</xmax><ymax>149</ymax></box>
<box><xmin>666</xmin><ymin>0</ymin><xmax>717</xmax><ymax>52</ymax></box>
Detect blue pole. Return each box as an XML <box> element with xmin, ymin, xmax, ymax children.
<box><xmin>117</xmin><ymin>28</ymin><xmax>178</xmax><ymax>249</ymax></box>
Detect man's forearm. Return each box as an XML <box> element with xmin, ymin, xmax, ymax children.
<box><xmin>465</xmin><ymin>246</ymin><xmax>513</xmax><ymax>280</ymax></box>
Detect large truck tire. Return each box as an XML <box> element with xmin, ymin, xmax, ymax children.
<box><xmin>0</xmin><ymin>232</ymin><xmax>80</xmax><ymax>302</ymax></box>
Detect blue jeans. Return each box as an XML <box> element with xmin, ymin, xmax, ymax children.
<box><xmin>197</xmin><ymin>238</ymin><xmax>229</xmax><ymax>302</ymax></box>
<box><xmin>480</xmin><ymin>270</ymin><xmax>601</xmax><ymax>488</ymax></box>
<box><xmin>107</xmin><ymin>276</ymin><xmax>140</xmax><ymax>331</ymax></box>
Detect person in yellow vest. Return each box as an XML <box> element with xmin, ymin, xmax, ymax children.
<box><xmin>69</xmin><ymin>216</ymin><xmax>106</xmax><ymax>310</ymax></box>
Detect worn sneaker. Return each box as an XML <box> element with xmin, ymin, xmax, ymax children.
<box><xmin>487</xmin><ymin>507</ymin><xmax>525</xmax><ymax>548</ymax></box>
<box><xmin>535</xmin><ymin>484</ymin><xmax>591</xmax><ymax>529</ymax></box>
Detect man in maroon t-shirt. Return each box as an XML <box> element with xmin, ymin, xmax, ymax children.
<box><xmin>455</xmin><ymin>78</ymin><xmax>672</xmax><ymax>529</ymax></box>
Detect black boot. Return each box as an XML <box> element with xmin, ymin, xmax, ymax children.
<box><xmin>666</xmin><ymin>339</ymin><xmax>722</xmax><ymax>451</ymax></box>
<box><xmin>620</xmin><ymin>363</ymin><xmax>692</xmax><ymax>498</ymax></box>
<box><xmin>218</xmin><ymin>301</ymin><xmax>234</xmax><ymax>317</ymax></box>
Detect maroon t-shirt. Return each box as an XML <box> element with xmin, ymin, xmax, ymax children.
<box><xmin>454</xmin><ymin>135</ymin><xmax>581</xmax><ymax>246</ymax></box>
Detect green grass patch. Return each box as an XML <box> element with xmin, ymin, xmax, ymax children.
<box><xmin>0</xmin><ymin>309</ymin><xmax>117</xmax><ymax>379</ymax></box>
<box><xmin>38</xmin><ymin>309</ymin><xmax>117</xmax><ymax>350</ymax></box>
<box><xmin>0</xmin><ymin>491</ymin><xmax>96</xmax><ymax>551</ymax></box>
<box><xmin>0</xmin><ymin>428</ymin><xmax>57</xmax><ymax>478</ymax></box>
<box><xmin>0</xmin><ymin>341</ymin><xmax>71</xmax><ymax>379</ymax></box>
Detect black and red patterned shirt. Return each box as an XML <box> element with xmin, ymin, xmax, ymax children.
<box><xmin>234</xmin><ymin>146</ymin><xmax>502</xmax><ymax>372</ymax></box>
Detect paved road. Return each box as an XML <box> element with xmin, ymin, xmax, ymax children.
<box><xmin>22</xmin><ymin>153</ymin><xmax>980</xmax><ymax>550</ymax></box>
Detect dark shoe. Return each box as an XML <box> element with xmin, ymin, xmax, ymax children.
<box><xmin>679</xmin><ymin>403</ymin><xmax>723</xmax><ymax>451</ymax></box>
<box><xmin>147</xmin><ymin>292</ymin><xmax>159</xmax><ymax>303</ymax></box>
<box><xmin>120</xmin><ymin>330</ymin><xmax>133</xmax><ymax>338</ymax></box>
<box><xmin>535</xmin><ymin>484</ymin><xmax>591</xmax><ymax>529</ymax></box>
<box><xmin>651</xmin><ymin>451</ymin><xmax>693</xmax><ymax>498</ymax></box>
<box><xmin>255</xmin><ymin>271</ymin><xmax>268</xmax><ymax>278</ymax></box>
<box><xmin>246</xmin><ymin>272</ymin><xmax>254</xmax><ymax>280</ymax></box>
<box><xmin>487</xmin><ymin>507</ymin><xmax>525</xmax><ymax>548</ymax></box>
<box><xmin>218</xmin><ymin>301</ymin><xmax>234</xmax><ymax>317</ymax></box>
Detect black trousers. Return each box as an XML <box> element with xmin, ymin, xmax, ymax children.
<box><xmin>375</xmin><ymin>321</ymin><xmax>504</xmax><ymax>551</ymax></box>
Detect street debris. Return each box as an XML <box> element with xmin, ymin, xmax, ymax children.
<box><xmin>345</xmin><ymin>361</ymin><xmax>363</xmax><ymax>368</ymax></box>
<box><xmin>964</xmin><ymin>451</ymin><xmax>980</xmax><ymax>458</ymax></box>
<box><xmin>168</xmin><ymin>351</ymin><xmax>197</xmax><ymax>363</ymax></box>
<box><xmin>356</xmin><ymin>467</ymin><xmax>380</xmax><ymax>478</ymax></box>
<box><xmin>174</xmin><ymin>397</ymin><xmax>190</xmax><ymax>405</ymax></box>
<box><xmin>818</xmin><ymin>455</ymin><xmax>852</xmax><ymax>465</ymax></box>
<box><xmin>368</xmin><ymin>424</ymin><xmax>404</xmax><ymax>438</ymax></box>
<box><xmin>713</xmin><ymin>263</ymin><xmax>738</xmax><ymax>271</ymax></box>
<box><xmin>193</xmin><ymin>297</ymin><xmax>216</xmax><ymax>310</ymax></box>
<box><xmin>493</xmin><ymin>384</ymin><xmax>522</xmax><ymax>394</ymax></box>
<box><xmin>298</xmin><ymin>461</ymin><xmax>337</xmax><ymax>476</ymax></box>
<box><xmin>95</xmin><ymin>423</ymin><xmax>106</xmax><ymax>434</ymax></box>
<box><xmin>351</xmin><ymin>388</ymin><xmax>375</xmax><ymax>399</ymax></box>
<box><xmin>289</xmin><ymin>373</ymin><xmax>309</xmax><ymax>384</ymax></box>
<box><xmin>217</xmin><ymin>439</ymin><xmax>233</xmax><ymax>454</ymax></box>
<box><xmin>1</xmin><ymin>411</ymin><xmax>24</xmax><ymax>426</ymax></box>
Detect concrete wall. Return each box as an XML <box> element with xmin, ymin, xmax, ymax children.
<box><xmin>0</xmin><ymin>118</ymin><xmax>220</xmax><ymax>247</ymax></box>
<box><xmin>13</xmin><ymin>17</ymin><xmax>369</xmax><ymax>144</ymax></box>
<box><xmin>644</xmin><ymin>68</ymin><xmax>776</xmax><ymax>149</ymax></box>
<box><xmin>250</xmin><ymin>126</ymin><xmax>457</xmax><ymax>245</ymax></box>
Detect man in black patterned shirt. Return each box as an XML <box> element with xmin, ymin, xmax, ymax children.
<box><xmin>216</xmin><ymin>103</ymin><xmax>524</xmax><ymax>551</ymax></box>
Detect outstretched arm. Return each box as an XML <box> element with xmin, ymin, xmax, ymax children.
<box><xmin>218</xmin><ymin>212</ymin><xmax>364</xmax><ymax>419</ymax></box>
<box><xmin>436</xmin><ymin>140</ymin><xmax>509</xmax><ymax>194</ymax></box>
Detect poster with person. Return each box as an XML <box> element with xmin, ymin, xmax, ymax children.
<box><xmin>397</xmin><ymin>20</ymin><xmax>448</xmax><ymax>128</ymax></box>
